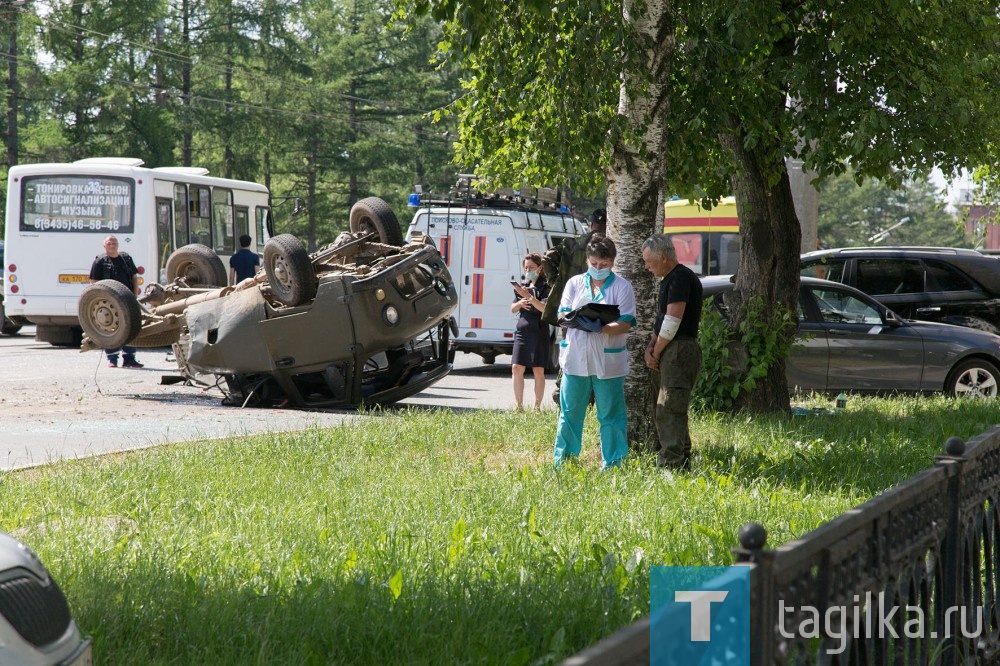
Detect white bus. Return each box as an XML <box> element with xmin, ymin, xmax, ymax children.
<box><xmin>2</xmin><ymin>157</ymin><xmax>272</xmax><ymax>344</ymax></box>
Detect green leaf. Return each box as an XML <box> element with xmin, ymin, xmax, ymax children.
<box><xmin>388</xmin><ymin>569</ymin><xmax>403</xmax><ymax>601</ymax></box>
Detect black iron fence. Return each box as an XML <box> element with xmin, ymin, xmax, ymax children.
<box><xmin>563</xmin><ymin>425</ymin><xmax>1000</xmax><ymax>665</ymax></box>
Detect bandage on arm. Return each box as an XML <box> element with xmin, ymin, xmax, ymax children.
<box><xmin>658</xmin><ymin>315</ymin><xmax>681</xmax><ymax>341</ymax></box>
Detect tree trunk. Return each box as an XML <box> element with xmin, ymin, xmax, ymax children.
<box><xmin>606</xmin><ymin>0</ymin><xmax>674</xmax><ymax>452</ymax></box>
<box><xmin>718</xmin><ymin>117</ymin><xmax>800</xmax><ymax>414</ymax></box>
<box><xmin>6</xmin><ymin>1</ymin><xmax>17</xmax><ymax>168</ymax></box>
<box><xmin>181</xmin><ymin>0</ymin><xmax>192</xmax><ymax>167</ymax></box>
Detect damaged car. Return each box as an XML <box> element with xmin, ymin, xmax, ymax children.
<box><xmin>78</xmin><ymin>197</ymin><xmax>458</xmax><ymax>408</ymax></box>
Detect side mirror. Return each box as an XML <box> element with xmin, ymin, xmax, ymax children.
<box><xmin>884</xmin><ymin>310</ymin><xmax>903</xmax><ymax>328</ymax></box>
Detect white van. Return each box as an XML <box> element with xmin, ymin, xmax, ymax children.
<box><xmin>405</xmin><ymin>184</ymin><xmax>587</xmax><ymax>370</ymax></box>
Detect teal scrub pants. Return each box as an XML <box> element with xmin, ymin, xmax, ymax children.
<box><xmin>554</xmin><ymin>373</ymin><xmax>628</xmax><ymax>469</ymax></box>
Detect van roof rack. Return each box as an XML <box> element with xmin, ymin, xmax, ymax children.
<box><xmin>411</xmin><ymin>175</ymin><xmax>573</xmax><ymax>212</ymax></box>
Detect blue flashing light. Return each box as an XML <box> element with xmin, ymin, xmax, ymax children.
<box><xmin>559</xmin><ymin>205</ymin><xmax>569</xmax><ymax>213</ymax></box>
<box><xmin>408</xmin><ymin>193</ymin><xmax>421</xmax><ymax>207</ymax></box>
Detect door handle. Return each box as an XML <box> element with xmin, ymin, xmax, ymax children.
<box><xmin>916</xmin><ymin>307</ymin><xmax>941</xmax><ymax>314</ymax></box>
<box><xmin>465</xmin><ymin>275</ymin><xmax>470</xmax><ymax>285</ymax></box>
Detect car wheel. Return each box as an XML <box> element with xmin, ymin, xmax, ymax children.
<box><xmin>349</xmin><ymin>197</ymin><xmax>404</xmax><ymax>246</ymax></box>
<box><xmin>166</xmin><ymin>244</ymin><xmax>228</xmax><ymax>287</ymax></box>
<box><xmin>78</xmin><ymin>280</ymin><xmax>142</xmax><ymax>350</ymax></box>
<box><xmin>946</xmin><ymin>359</ymin><xmax>1000</xmax><ymax>399</ymax></box>
<box><xmin>264</xmin><ymin>234</ymin><xmax>317</xmax><ymax>306</ymax></box>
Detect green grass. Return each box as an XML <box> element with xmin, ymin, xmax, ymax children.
<box><xmin>0</xmin><ymin>395</ymin><xmax>994</xmax><ymax>664</ymax></box>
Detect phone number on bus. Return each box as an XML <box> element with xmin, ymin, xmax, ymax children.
<box><xmin>26</xmin><ymin>218</ymin><xmax>124</xmax><ymax>232</ymax></box>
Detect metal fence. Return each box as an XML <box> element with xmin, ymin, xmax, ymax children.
<box><xmin>563</xmin><ymin>425</ymin><xmax>1000</xmax><ymax>665</ymax></box>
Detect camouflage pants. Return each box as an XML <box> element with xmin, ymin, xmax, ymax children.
<box><xmin>652</xmin><ymin>337</ymin><xmax>701</xmax><ymax>467</ymax></box>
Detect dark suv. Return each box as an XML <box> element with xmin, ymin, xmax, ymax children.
<box><xmin>800</xmin><ymin>247</ymin><xmax>1000</xmax><ymax>335</ymax></box>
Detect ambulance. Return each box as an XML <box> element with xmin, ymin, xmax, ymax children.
<box><xmin>663</xmin><ymin>196</ymin><xmax>740</xmax><ymax>275</ymax></box>
<box><xmin>405</xmin><ymin>179</ymin><xmax>588</xmax><ymax>370</ymax></box>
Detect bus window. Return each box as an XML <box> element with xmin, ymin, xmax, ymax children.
<box><xmin>173</xmin><ymin>183</ymin><xmax>188</xmax><ymax>247</ymax></box>
<box><xmin>256</xmin><ymin>207</ymin><xmax>271</xmax><ymax>253</ymax></box>
<box><xmin>212</xmin><ymin>188</ymin><xmax>234</xmax><ymax>253</ymax></box>
<box><xmin>20</xmin><ymin>175</ymin><xmax>134</xmax><ymax>233</ymax></box>
<box><xmin>715</xmin><ymin>233</ymin><xmax>740</xmax><ymax>275</ymax></box>
<box><xmin>669</xmin><ymin>233</ymin><xmax>703</xmax><ymax>273</ymax></box>
<box><xmin>189</xmin><ymin>185</ymin><xmax>211</xmax><ymax>246</ymax></box>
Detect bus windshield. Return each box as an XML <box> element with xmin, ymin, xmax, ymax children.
<box><xmin>21</xmin><ymin>176</ymin><xmax>135</xmax><ymax>234</ymax></box>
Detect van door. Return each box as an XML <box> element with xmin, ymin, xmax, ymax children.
<box><xmin>460</xmin><ymin>228</ymin><xmax>517</xmax><ymax>334</ymax></box>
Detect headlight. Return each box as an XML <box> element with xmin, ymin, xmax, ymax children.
<box><xmin>383</xmin><ymin>305</ymin><xmax>400</xmax><ymax>325</ymax></box>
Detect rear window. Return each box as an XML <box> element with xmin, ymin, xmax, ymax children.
<box><xmin>924</xmin><ymin>260</ymin><xmax>977</xmax><ymax>292</ymax></box>
<box><xmin>20</xmin><ymin>175</ymin><xmax>135</xmax><ymax>233</ymax></box>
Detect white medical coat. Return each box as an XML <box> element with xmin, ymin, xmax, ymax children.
<box><xmin>558</xmin><ymin>272</ymin><xmax>637</xmax><ymax>379</ymax></box>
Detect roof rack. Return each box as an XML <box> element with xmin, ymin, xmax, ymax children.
<box><xmin>409</xmin><ymin>175</ymin><xmax>572</xmax><ymax>212</ymax></box>
<box><xmin>827</xmin><ymin>246</ymin><xmax>984</xmax><ymax>256</ymax></box>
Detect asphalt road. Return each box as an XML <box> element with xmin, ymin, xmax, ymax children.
<box><xmin>0</xmin><ymin>327</ymin><xmax>534</xmax><ymax>470</ymax></box>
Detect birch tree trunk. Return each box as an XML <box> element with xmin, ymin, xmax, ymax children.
<box><xmin>605</xmin><ymin>0</ymin><xmax>674</xmax><ymax>452</ymax></box>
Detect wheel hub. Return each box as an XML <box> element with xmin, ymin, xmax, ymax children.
<box><xmin>90</xmin><ymin>298</ymin><xmax>119</xmax><ymax>334</ymax></box>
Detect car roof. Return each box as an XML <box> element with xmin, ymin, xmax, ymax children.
<box><xmin>701</xmin><ymin>274</ymin><xmax>856</xmax><ymax>296</ymax></box>
<box><xmin>800</xmin><ymin>246</ymin><xmax>1000</xmax><ymax>292</ymax></box>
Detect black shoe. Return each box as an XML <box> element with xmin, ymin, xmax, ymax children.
<box><xmin>122</xmin><ymin>358</ymin><xmax>144</xmax><ymax>369</ymax></box>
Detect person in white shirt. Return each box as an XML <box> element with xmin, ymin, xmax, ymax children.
<box><xmin>553</xmin><ymin>235</ymin><xmax>637</xmax><ymax>469</ymax></box>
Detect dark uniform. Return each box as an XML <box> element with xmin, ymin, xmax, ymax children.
<box><xmin>653</xmin><ymin>263</ymin><xmax>702</xmax><ymax>468</ymax></box>
<box><xmin>88</xmin><ymin>252</ymin><xmax>141</xmax><ymax>367</ymax></box>
<box><xmin>89</xmin><ymin>253</ymin><xmax>138</xmax><ymax>290</ymax></box>
<box><xmin>511</xmin><ymin>276</ymin><xmax>551</xmax><ymax>368</ymax></box>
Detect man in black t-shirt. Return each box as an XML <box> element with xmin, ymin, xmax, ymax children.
<box><xmin>229</xmin><ymin>234</ymin><xmax>260</xmax><ymax>285</ymax></box>
<box><xmin>88</xmin><ymin>235</ymin><xmax>143</xmax><ymax>368</ymax></box>
<box><xmin>642</xmin><ymin>234</ymin><xmax>702</xmax><ymax>469</ymax></box>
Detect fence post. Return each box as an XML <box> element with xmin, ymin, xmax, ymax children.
<box><xmin>936</xmin><ymin>435</ymin><xmax>967</xmax><ymax>666</ymax></box>
<box><xmin>733</xmin><ymin>522</ymin><xmax>772</xmax><ymax>665</ymax></box>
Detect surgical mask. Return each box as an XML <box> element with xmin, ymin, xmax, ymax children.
<box><xmin>587</xmin><ymin>265</ymin><xmax>612</xmax><ymax>281</ymax></box>
<box><xmin>524</xmin><ymin>270</ymin><xmax>538</xmax><ymax>282</ymax></box>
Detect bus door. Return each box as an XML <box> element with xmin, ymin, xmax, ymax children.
<box><xmin>156</xmin><ymin>197</ymin><xmax>173</xmax><ymax>282</ymax></box>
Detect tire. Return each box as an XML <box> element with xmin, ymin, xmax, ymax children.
<box><xmin>0</xmin><ymin>300</ymin><xmax>21</xmax><ymax>335</ymax></box>
<box><xmin>263</xmin><ymin>234</ymin><xmax>317</xmax><ymax>306</ymax></box>
<box><xmin>349</xmin><ymin>197</ymin><xmax>404</xmax><ymax>246</ymax></box>
<box><xmin>78</xmin><ymin>280</ymin><xmax>143</xmax><ymax>350</ymax></box>
<box><xmin>166</xmin><ymin>244</ymin><xmax>228</xmax><ymax>287</ymax></box>
<box><xmin>946</xmin><ymin>358</ymin><xmax>1000</xmax><ymax>399</ymax></box>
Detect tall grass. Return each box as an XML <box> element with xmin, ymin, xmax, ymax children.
<box><xmin>0</xmin><ymin>395</ymin><xmax>992</xmax><ymax>664</ymax></box>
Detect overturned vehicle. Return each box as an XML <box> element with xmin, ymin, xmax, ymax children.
<box><xmin>78</xmin><ymin>197</ymin><xmax>458</xmax><ymax>408</ymax></box>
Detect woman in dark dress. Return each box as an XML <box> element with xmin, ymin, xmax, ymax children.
<box><xmin>511</xmin><ymin>252</ymin><xmax>551</xmax><ymax>409</ymax></box>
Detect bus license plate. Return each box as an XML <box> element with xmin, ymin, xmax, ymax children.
<box><xmin>58</xmin><ymin>274</ymin><xmax>90</xmax><ymax>284</ymax></box>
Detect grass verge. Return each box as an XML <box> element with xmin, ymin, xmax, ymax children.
<box><xmin>0</xmin><ymin>395</ymin><xmax>993</xmax><ymax>664</ymax></box>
